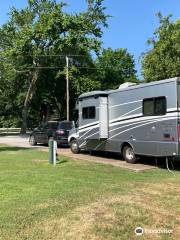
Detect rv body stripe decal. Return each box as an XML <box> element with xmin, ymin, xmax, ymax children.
<box><xmin>109</xmin><ymin>111</ymin><xmax>178</xmax><ymax>126</ymax></box>
<box><xmin>79</xmin><ymin>115</ymin><xmax>178</xmax><ymax>148</ymax></box>
<box><xmin>84</xmin><ymin>131</ymin><xmax>99</xmax><ymax>140</ymax></box>
<box><xmin>80</xmin><ymin>113</ymin><xmax>178</xmax><ymax>139</ymax></box>
<box><xmin>79</xmin><ymin>121</ymin><xmax>99</xmax><ymax>131</ymax></box>
<box><xmin>85</xmin><ymin>116</ymin><xmax>177</xmax><ymax>150</ymax></box>
<box><xmin>78</xmin><ymin>109</ymin><xmax>178</xmax><ymax>133</ymax></box>
<box><xmin>109</xmin><ymin>114</ymin><xmax>142</xmax><ymax>124</ymax></box>
<box><xmin>109</xmin><ymin>113</ymin><xmax>178</xmax><ymax>132</ymax></box>
<box><xmin>79</xmin><ymin>124</ymin><xmax>99</xmax><ymax>133</ymax></box>
<box><xmin>118</xmin><ymin>106</ymin><xmax>142</xmax><ymax>118</ymax></box>
<box><xmin>110</xmin><ymin>99</ymin><xmax>142</xmax><ymax>108</ymax></box>
<box><xmin>78</xmin><ymin>113</ymin><xmax>178</xmax><ymax>147</ymax></box>
<box><xmin>109</xmin><ymin>116</ymin><xmax>177</xmax><ymax>140</ymax></box>
<box><xmin>109</xmin><ymin>117</ymin><xmax>158</xmax><ymax>133</ymax></box>
<box><xmin>79</xmin><ymin>128</ymin><xmax>93</xmax><ymax>139</ymax></box>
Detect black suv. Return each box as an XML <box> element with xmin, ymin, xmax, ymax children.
<box><xmin>29</xmin><ymin>121</ymin><xmax>73</xmax><ymax>146</ymax></box>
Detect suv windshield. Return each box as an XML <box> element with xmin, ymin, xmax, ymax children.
<box><xmin>59</xmin><ymin>122</ymin><xmax>73</xmax><ymax>130</ymax></box>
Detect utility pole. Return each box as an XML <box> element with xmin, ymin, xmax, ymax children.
<box><xmin>66</xmin><ymin>56</ymin><xmax>69</xmax><ymax>121</ymax></box>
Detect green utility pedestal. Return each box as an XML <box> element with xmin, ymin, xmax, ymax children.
<box><xmin>49</xmin><ymin>138</ymin><xmax>57</xmax><ymax>165</ymax></box>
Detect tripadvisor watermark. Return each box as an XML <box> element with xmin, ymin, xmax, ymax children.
<box><xmin>135</xmin><ymin>226</ymin><xmax>173</xmax><ymax>236</ymax></box>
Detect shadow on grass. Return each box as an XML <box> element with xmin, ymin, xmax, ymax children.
<box><xmin>137</xmin><ymin>155</ymin><xmax>180</xmax><ymax>171</ymax></box>
<box><xmin>0</xmin><ymin>146</ymin><xmax>31</xmax><ymax>152</ymax></box>
<box><xmin>56</xmin><ymin>158</ymin><xmax>68</xmax><ymax>164</ymax></box>
<box><xmin>87</xmin><ymin>150</ymin><xmax>180</xmax><ymax>171</ymax></box>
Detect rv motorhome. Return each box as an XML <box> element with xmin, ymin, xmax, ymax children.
<box><xmin>68</xmin><ymin>77</ymin><xmax>180</xmax><ymax>163</ymax></box>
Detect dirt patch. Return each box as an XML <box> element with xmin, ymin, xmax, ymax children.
<box><xmin>139</xmin><ymin>181</ymin><xmax>180</xmax><ymax>194</ymax></box>
<box><xmin>33</xmin><ymin>203</ymin><xmax>115</xmax><ymax>240</ymax></box>
<box><xmin>32</xmin><ymin>159</ymin><xmax>48</xmax><ymax>163</ymax></box>
<box><xmin>36</xmin><ymin>200</ymin><xmax>63</xmax><ymax>210</ymax></box>
<box><xmin>19</xmin><ymin>193</ymin><xmax>178</xmax><ymax>239</ymax></box>
<box><xmin>172</xmin><ymin>225</ymin><xmax>180</xmax><ymax>239</ymax></box>
<box><xmin>17</xmin><ymin>181</ymin><xmax>180</xmax><ymax>240</ymax></box>
<box><xmin>58</xmin><ymin>149</ymin><xmax>157</xmax><ymax>172</ymax></box>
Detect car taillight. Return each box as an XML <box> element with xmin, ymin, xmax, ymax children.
<box><xmin>56</xmin><ymin>129</ymin><xmax>65</xmax><ymax>135</ymax></box>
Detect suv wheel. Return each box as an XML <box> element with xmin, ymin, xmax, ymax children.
<box><xmin>29</xmin><ymin>135</ymin><xmax>37</xmax><ymax>146</ymax></box>
<box><xmin>70</xmin><ymin>139</ymin><xmax>80</xmax><ymax>154</ymax></box>
<box><xmin>122</xmin><ymin>145</ymin><xmax>136</xmax><ymax>164</ymax></box>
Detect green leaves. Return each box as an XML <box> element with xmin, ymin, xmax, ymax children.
<box><xmin>141</xmin><ymin>14</ymin><xmax>180</xmax><ymax>82</ymax></box>
<box><xmin>96</xmin><ymin>48</ymin><xmax>137</xmax><ymax>90</ymax></box>
<box><xmin>73</xmin><ymin>76</ymin><xmax>101</xmax><ymax>96</ymax></box>
<box><xmin>0</xmin><ymin>0</ymin><xmax>108</xmax><ymax>128</ymax></box>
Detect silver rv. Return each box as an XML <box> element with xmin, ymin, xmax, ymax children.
<box><xmin>68</xmin><ymin>77</ymin><xmax>180</xmax><ymax>163</ymax></box>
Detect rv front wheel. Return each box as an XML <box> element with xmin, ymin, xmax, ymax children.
<box><xmin>70</xmin><ymin>139</ymin><xmax>80</xmax><ymax>154</ymax></box>
<box><xmin>122</xmin><ymin>145</ymin><xmax>136</xmax><ymax>164</ymax></box>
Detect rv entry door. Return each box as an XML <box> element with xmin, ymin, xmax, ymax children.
<box><xmin>99</xmin><ymin>97</ymin><xmax>108</xmax><ymax>139</ymax></box>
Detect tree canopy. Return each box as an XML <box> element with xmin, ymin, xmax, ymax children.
<box><xmin>141</xmin><ymin>13</ymin><xmax>180</xmax><ymax>82</ymax></box>
<box><xmin>0</xmin><ymin>0</ymin><xmax>108</xmax><ymax>132</ymax></box>
<box><xmin>96</xmin><ymin>48</ymin><xmax>137</xmax><ymax>90</ymax></box>
<box><xmin>0</xmin><ymin>0</ymin><xmax>139</xmax><ymax>131</ymax></box>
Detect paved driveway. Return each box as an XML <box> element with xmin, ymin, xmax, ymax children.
<box><xmin>0</xmin><ymin>134</ymin><xmax>158</xmax><ymax>172</ymax></box>
<box><xmin>0</xmin><ymin>134</ymin><xmax>40</xmax><ymax>148</ymax></box>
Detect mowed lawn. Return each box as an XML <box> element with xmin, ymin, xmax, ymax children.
<box><xmin>0</xmin><ymin>145</ymin><xmax>180</xmax><ymax>240</ymax></box>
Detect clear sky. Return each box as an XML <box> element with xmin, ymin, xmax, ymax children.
<box><xmin>0</xmin><ymin>0</ymin><xmax>180</xmax><ymax>79</ymax></box>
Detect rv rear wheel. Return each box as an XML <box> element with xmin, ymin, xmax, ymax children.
<box><xmin>122</xmin><ymin>145</ymin><xmax>136</xmax><ymax>164</ymax></box>
<box><xmin>70</xmin><ymin>139</ymin><xmax>80</xmax><ymax>154</ymax></box>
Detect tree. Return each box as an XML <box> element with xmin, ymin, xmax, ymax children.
<box><xmin>141</xmin><ymin>13</ymin><xmax>180</xmax><ymax>82</ymax></box>
<box><xmin>0</xmin><ymin>0</ymin><xmax>108</xmax><ymax>132</ymax></box>
<box><xmin>95</xmin><ymin>48</ymin><xmax>137</xmax><ymax>90</ymax></box>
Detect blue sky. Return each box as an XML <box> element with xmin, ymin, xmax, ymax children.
<box><xmin>0</xmin><ymin>0</ymin><xmax>180</xmax><ymax>79</ymax></box>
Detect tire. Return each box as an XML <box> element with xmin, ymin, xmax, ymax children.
<box><xmin>70</xmin><ymin>139</ymin><xmax>80</xmax><ymax>154</ymax></box>
<box><xmin>122</xmin><ymin>145</ymin><xmax>137</xmax><ymax>164</ymax></box>
<box><xmin>89</xmin><ymin>150</ymin><xmax>94</xmax><ymax>156</ymax></box>
<box><xmin>29</xmin><ymin>135</ymin><xmax>37</xmax><ymax>146</ymax></box>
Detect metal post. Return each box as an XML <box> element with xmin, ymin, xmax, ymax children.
<box><xmin>53</xmin><ymin>140</ymin><xmax>57</xmax><ymax>165</ymax></box>
<box><xmin>66</xmin><ymin>56</ymin><xmax>69</xmax><ymax>121</ymax></box>
<box><xmin>49</xmin><ymin>138</ymin><xmax>57</xmax><ymax>165</ymax></box>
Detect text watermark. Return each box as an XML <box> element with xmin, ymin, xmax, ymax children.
<box><xmin>135</xmin><ymin>226</ymin><xmax>173</xmax><ymax>236</ymax></box>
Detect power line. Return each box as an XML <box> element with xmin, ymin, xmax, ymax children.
<box><xmin>26</xmin><ymin>66</ymin><xmax>64</xmax><ymax>69</ymax></box>
<box><xmin>75</xmin><ymin>67</ymin><xmax>101</xmax><ymax>69</ymax></box>
<box><xmin>14</xmin><ymin>54</ymin><xmax>87</xmax><ymax>57</ymax></box>
<box><xmin>23</xmin><ymin>66</ymin><xmax>101</xmax><ymax>70</ymax></box>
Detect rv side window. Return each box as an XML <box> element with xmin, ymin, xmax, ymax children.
<box><xmin>143</xmin><ymin>99</ymin><xmax>154</xmax><ymax>115</ymax></box>
<box><xmin>154</xmin><ymin>97</ymin><xmax>166</xmax><ymax>115</ymax></box>
<box><xmin>143</xmin><ymin>97</ymin><xmax>166</xmax><ymax>116</ymax></box>
<box><xmin>82</xmin><ymin>108</ymin><xmax>89</xmax><ymax>119</ymax></box>
<box><xmin>89</xmin><ymin>106</ymin><xmax>96</xmax><ymax>118</ymax></box>
<box><xmin>82</xmin><ymin>106</ymin><xmax>96</xmax><ymax>119</ymax></box>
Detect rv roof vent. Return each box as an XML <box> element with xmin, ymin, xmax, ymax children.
<box><xmin>118</xmin><ymin>82</ymin><xmax>136</xmax><ymax>89</ymax></box>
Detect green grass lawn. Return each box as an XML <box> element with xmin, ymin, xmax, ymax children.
<box><xmin>0</xmin><ymin>145</ymin><xmax>180</xmax><ymax>240</ymax></box>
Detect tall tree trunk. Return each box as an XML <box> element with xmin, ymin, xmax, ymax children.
<box><xmin>20</xmin><ymin>70</ymin><xmax>38</xmax><ymax>134</ymax></box>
